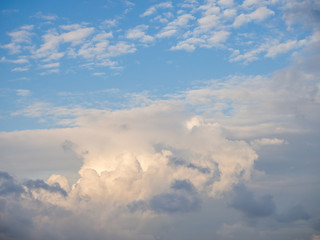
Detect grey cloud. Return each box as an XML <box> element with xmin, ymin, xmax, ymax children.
<box><xmin>169</xmin><ymin>156</ymin><xmax>211</xmax><ymax>174</ymax></box>
<box><xmin>277</xmin><ymin>205</ymin><xmax>310</xmax><ymax>223</ymax></box>
<box><xmin>127</xmin><ymin>200</ymin><xmax>148</xmax><ymax>213</ymax></box>
<box><xmin>170</xmin><ymin>179</ymin><xmax>196</xmax><ymax>193</ymax></box>
<box><xmin>24</xmin><ymin>179</ymin><xmax>67</xmax><ymax>197</ymax></box>
<box><xmin>284</xmin><ymin>0</ymin><xmax>320</xmax><ymax>30</ymax></box>
<box><xmin>0</xmin><ymin>171</ymin><xmax>25</xmax><ymax>197</ymax></box>
<box><xmin>61</xmin><ymin>140</ymin><xmax>75</xmax><ymax>152</ymax></box>
<box><xmin>150</xmin><ymin>193</ymin><xmax>201</xmax><ymax>214</ymax></box>
<box><xmin>230</xmin><ymin>185</ymin><xmax>276</xmax><ymax>218</ymax></box>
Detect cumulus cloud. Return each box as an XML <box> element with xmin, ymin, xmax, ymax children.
<box><xmin>1</xmin><ymin>59</ymin><xmax>320</xmax><ymax>238</ymax></box>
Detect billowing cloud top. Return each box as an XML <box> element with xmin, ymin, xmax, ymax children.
<box><xmin>0</xmin><ymin>0</ymin><xmax>320</xmax><ymax>240</ymax></box>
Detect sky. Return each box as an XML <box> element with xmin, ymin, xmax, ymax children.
<box><xmin>0</xmin><ymin>0</ymin><xmax>320</xmax><ymax>239</ymax></box>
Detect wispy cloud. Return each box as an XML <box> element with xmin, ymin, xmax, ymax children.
<box><xmin>33</xmin><ymin>11</ymin><xmax>58</xmax><ymax>21</ymax></box>
<box><xmin>16</xmin><ymin>89</ymin><xmax>32</xmax><ymax>96</ymax></box>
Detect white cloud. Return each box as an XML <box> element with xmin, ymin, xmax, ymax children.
<box><xmin>10</xmin><ymin>57</ymin><xmax>29</xmax><ymax>64</ymax></box>
<box><xmin>171</xmin><ymin>37</ymin><xmax>205</xmax><ymax>51</ymax></box>
<box><xmin>218</xmin><ymin>0</ymin><xmax>234</xmax><ymax>7</ymax></box>
<box><xmin>2</xmin><ymin>49</ymin><xmax>320</xmax><ymax>239</ymax></box>
<box><xmin>156</xmin><ymin>14</ymin><xmax>195</xmax><ymax>38</ymax></box>
<box><xmin>33</xmin><ymin>11</ymin><xmax>58</xmax><ymax>21</ymax></box>
<box><xmin>198</xmin><ymin>14</ymin><xmax>220</xmax><ymax>30</ymax></box>
<box><xmin>107</xmin><ymin>42</ymin><xmax>136</xmax><ymax>57</ymax></box>
<box><xmin>265</xmin><ymin>39</ymin><xmax>306</xmax><ymax>58</ymax></box>
<box><xmin>60</xmin><ymin>27</ymin><xmax>95</xmax><ymax>45</ymax></box>
<box><xmin>1</xmin><ymin>25</ymin><xmax>34</xmax><ymax>54</ymax></box>
<box><xmin>250</xmin><ymin>138</ymin><xmax>285</xmax><ymax>149</ymax></box>
<box><xmin>233</xmin><ymin>7</ymin><xmax>274</xmax><ymax>27</ymax></box>
<box><xmin>126</xmin><ymin>25</ymin><xmax>154</xmax><ymax>43</ymax></box>
<box><xmin>33</xmin><ymin>30</ymin><xmax>61</xmax><ymax>59</ymax></box>
<box><xmin>231</xmin><ymin>37</ymin><xmax>308</xmax><ymax>63</ymax></box>
<box><xmin>140</xmin><ymin>2</ymin><xmax>173</xmax><ymax>17</ymax></box>
<box><xmin>208</xmin><ymin>31</ymin><xmax>230</xmax><ymax>44</ymax></box>
<box><xmin>93</xmin><ymin>72</ymin><xmax>105</xmax><ymax>76</ymax></box>
<box><xmin>12</xmin><ymin>67</ymin><xmax>29</xmax><ymax>72</ymax></box>
<box><xmin>101</xmin><ymin>19</ymin><xmax>118</xmax><ymax>27</ymax></box>
<box><xmin>92</xmin><ymin>31</ymin><xmax>113</xmax><ymax>41</ymax></box>
<box><xmin>40</xmin><ymin>62</ymin><xmax>60</xmax><ymax>68</ymax></box>
<box><xmin>16</xmin><ymin>89</ymin><xmax>32</xmax><ymax>96</ymax></box>
<box><xmin>242</xmin><ymin>0</ymin><xmax>261</xmax><ymax>7</ymax></box>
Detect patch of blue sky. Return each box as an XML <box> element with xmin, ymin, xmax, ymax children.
<box><xmin>0</xmin><ymin>0</ymin><xmax>315</xmax><ymax>131</ymax></box>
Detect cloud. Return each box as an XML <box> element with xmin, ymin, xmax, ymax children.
<box><xmin>33</xmin><ymin>11</ymin><xmax>58</xmax><ymax>21</ymax></box>
<box><xmin>283</xmin><ymin>0</ymin><xmax>320</xmax><ymax>30</ymax></box>
<box><xmin>126</xmin><ymin>25</ymin><xmax>154</xmax><ymax>43</ymax></box>
<box><xmin>230</xmin><ymin>37</ymin><xmax>308</xmax><ymax>63</ymax></box>
<box><xmin>24</xmin><ymin>179</ymin><xmax>67</xmax><ymax>197</ymax></box>
<box><xmin>230</xmin><ymin>185</ymin><xmax>276</xmax><ymax>218</ymax></box>
<box><xmin>60</xmin><ymin>27</ymin><xmax>95</xmax><ymax>45</ymax></box>
<box><xmin>1</xmin><ymin>25</ymin><xmax>34</xmax><ymax>54</ymax></box>
<box><xmin>277</xmin><ymin>205</ymin><xmax>310</xmax><ymax>223</ymax></box>
<box><xmin>150</xmin><ymin>192</ymin><xmax>201</xmax><ymax>213</ymax></box>
<box><xmin>170</xmin><ymin>179</ymin><xmax>196</xmax><ymax>193</ymax></box>
<box><xmin>156</xmin><ymin>14</ymin><xmax>195</xmax><ymax>38</ymax></box>
<box><xmin>107</xmin><ymin>41</ymin><xmax>136</xmax><ymax>57</ymax></box>
<box><xmin>250</xmin><ymin>138</ymin><xmax>285</xmax><ymax>149</ymax></box>
<box><xmin>0</xmin><ymin>171</ymin><xmax>25</xmax><ymax>197</ymax></box>
<box><xmin>16</xmin><ymin>89</ymin><xmax>32</xmax><ymax>97</ymax></box>
<box><xmin>12</xmin><ymin>67</ymin><xmax>29</xmax><ymax>72</ymax></box>
<box><xmin>140</xmin><ymin>2</ymin><xmax>173</xmax><ymax>17</ymax></box>
<box><xmin>233</xmin><ymin>7</ymin><xmax>274</xmax><ymax>27</ymax></box>
<box><xmin>265</xmin><ymin>39</ymin><xmax>307</xmax><ymax>58</ymax></box>
<box><xmin>40</xmin><ymin>62</ymin><xmax>60</xmax><ymax>68</ymax></box>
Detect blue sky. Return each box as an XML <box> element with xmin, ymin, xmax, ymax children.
<box><xmin>0</xmin><ymin>1</ymin><xmax>320</xmax><ymax>240</ymax></box>
<box><xmin>0</xmin><ymin>0</ymin><xmax>312</xmax><ymax>131</ymax></box>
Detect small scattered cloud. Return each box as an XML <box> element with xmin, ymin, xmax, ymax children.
<box><xmin>140</xmin><ymin>2</ymin><xmax>173</xmax><ymax>17</ymax></box>
<box><xmin>16</xmin><ymin>89</ymin><xmax>32</xmax><ymax>97</ymax></box>
<box><xmin>1</xmin><ymin>25</ymin><xmax>34</xmax><ymax>54</ymax></box>
<box><xmin>250</xmin><ymin>138</ymin><xmax>285</xmax><ymax>149</ymax></box>
<box><xmin>1</xmin><ymin>9</ymin><xmax>19</xmax><ymax>14</ymax></box>
<box><xmin>33</xmin><ymin>11</ymin><xmax>58</xmax><ymax>21</ymax></box>
<box><xmin>126</xmin><ymin>25</ymin><xmax>154</xmax><ymax>43</ymax></box>
<box><xmin>40</xmin><ymin>62</ymin><xmax>60</xmax><ymax>68</ymax></box>
<box><xmin>93</xmin><ymin>72</ymin><xmax>105</xmax><ymax>76</ymax></box>
<box><xmin>233</xmin><ymin>7</ymin><xmax>274</xmax><ymax>28</ymax></box>
<box><xmin>12</xmin><ymin>67</ymin><xmax>29</xmax><ymax>72</ymax></box>
<box><xmin>101</xmin><ymin>19</ymin><xmax>118</xmax><ymax>28</ymax></box>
